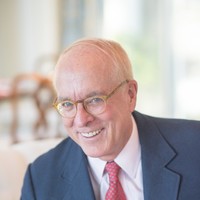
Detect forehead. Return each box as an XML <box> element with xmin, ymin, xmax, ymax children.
<box><xmin>59</xmin><ymin>44</ymin><xmax>112</xmax><ymax>67</ymax></box>
<box><xmin>57</xmin><ymin>45</ymin><xmax>115</xmax><ymax>79</ymax></box>
<box><xmin>54</xmin><ymin>45</ymin><xmax>116</xmax><ymax>98</ymax></box>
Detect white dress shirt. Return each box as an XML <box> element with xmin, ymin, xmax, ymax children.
<box><xmin>88</xmin><ymin>117</ymin><xmax>144</xmax><ymax>200</ymax></box>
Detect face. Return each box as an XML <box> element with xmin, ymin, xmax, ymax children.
<box><xmin>54</xmin><ymin>45</ymin><xmax>137</xmax><ymax>161</ymax></box>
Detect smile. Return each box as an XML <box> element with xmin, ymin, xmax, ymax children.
<box><xmin>80</xmin><ymin>129</ymin><xmax>102</xmax><ymax>138</ymax></box>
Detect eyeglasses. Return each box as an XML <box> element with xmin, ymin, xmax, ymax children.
<box><xmin>53</xmin><ymin>80</ymin><xmax>128</xmax><ymax>118</ymax></box>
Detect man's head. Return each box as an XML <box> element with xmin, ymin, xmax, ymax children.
<box><xmin>53</xmin><ymin>38</ymin><xmax>138</xmax><ymax>161</ymax></box>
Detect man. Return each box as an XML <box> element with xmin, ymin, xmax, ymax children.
<box><xmin>21</xmin><ymin>38</ymin><xmax>200</xmax><ymax>200</ymax></box>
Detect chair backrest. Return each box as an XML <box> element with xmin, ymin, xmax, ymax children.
<box><xmin>9</xmin><ymin>73</ymin><xmax>56</xmax><ymax>143</ymax></box>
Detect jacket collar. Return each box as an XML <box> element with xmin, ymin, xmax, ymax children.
<box><xmin>61</xmin><ymin>144</ymin><xmax>96</xmax><ymax>200</ymax></box>
<box><xmin>48</xmin><ymin>141</ymin><xmax>95</xmax><ymax>200</ymax></box>
<box><xmin>134</xmin><ymin>111</ymin><xmax>180</xmax><ymax>200</ymax></box>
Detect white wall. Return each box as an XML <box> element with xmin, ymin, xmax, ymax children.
<box><xmin>0</xmin><ymin>0</ymin><xmax>61</xmax><ymax>77</ymax></box>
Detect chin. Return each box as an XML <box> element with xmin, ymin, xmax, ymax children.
<box><xmin>84</xmin><ymin>150</ymin><xmax>101</xmax><ymax>158</ymax></box>
<box><xmin>82</xmin><ymin>147</ymin><xmax>104</xmax><ymax>158</ymax></box>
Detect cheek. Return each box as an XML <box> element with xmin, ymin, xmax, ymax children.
<box><xmin>103</xmin><ymin>105</ymin><xmax>123</xmax><ymax>133</ymax></box>
<box><xmin>62</xmin><ymin>119</ymin><xmax>80</xmax><ymax>144</ymax></box>
<box><xmin>108</xmin><ymin>98</ymin><xmax>130</xmax><ymax>118</ymax></box>
<box><xmin>105</xmin><ymin>101</ymin><xmax>131</xmax><ymax>135</ymax></box>
<box><xmin>62</xmin><ymin>117</ymin><xmax>73</xmax><ymax>127</ymax></box>
<box><xmin>62</xmin><ymin>118</ymin><xmax>74</xmax><ymax>136</ymax></box>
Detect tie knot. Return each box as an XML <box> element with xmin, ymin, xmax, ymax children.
<box><xmin>105</xmin><ymin>161</ymin><xmax>120</xmax><ymax>182</ymax></box>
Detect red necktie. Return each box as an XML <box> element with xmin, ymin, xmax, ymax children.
<box><xmin>105</xmin><ymin>161</ymin><xmax>126</xmax><ymax>200</ymax></box>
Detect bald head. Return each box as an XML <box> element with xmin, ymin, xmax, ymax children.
<box><xmin>53</xmin><ymin>38</ymin><xmax>134</xmax><ymax>89</ymax></box>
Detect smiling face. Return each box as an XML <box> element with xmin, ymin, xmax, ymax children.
<box><xmin>54</xmin><ymin>42</ymin><xmax>137</xmax><ymax>161</ymax></box>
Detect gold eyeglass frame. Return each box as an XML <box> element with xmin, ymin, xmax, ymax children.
<box><xmin>53</xmin><ymin>80</ymin><xmax>129</xmax><ymax>118</ymax></box>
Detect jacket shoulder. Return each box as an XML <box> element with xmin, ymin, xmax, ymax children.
<box><xmin>134</xmin><ymin>111</ymin><xmax>200</xmax><ymax>134</ymax></box>
<box><xmin>29</xmin><ymin>137</ymin><xmax>83</xmax><ymax>181</ymax></box>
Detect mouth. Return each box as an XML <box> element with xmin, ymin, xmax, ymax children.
<box><xmin>79</xmin><ymin>129</ymin><xmax>102</xmax><ymax>138</ymax></box>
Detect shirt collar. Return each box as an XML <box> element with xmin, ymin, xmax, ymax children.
<box><xmin>115</xmin><ymin>117</ymin><xmax>141</xmax><ymax>179</ymax></box>
<box><xmin>88</xmin><ymin>156</ymin><xmax>106</xmax><ymax>185</ymax></box>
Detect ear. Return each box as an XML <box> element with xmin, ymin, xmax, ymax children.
<box><xmin>127</xmin><ymin>80</ymin><xmax>138</xmax><ymax>112</ymax></box>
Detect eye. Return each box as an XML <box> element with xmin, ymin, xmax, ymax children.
<box><xmin>86</xmin><ymin>97</ymin><xmax>104</xmax><ymax>106</ymax></box>
<box><xmin>59</xmin><ymin>101</ymin><xmax>74</xmax><ymax>111</ymax></box>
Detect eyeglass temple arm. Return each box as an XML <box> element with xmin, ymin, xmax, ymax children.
<box><xmin>106</xmin><ymin>80</ymin><xmax>129</xmax><ymax>99</ymax></box>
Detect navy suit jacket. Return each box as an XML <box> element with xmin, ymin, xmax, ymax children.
<box><xmin>21</xmin><ymin>111</ymin><xmax>200</xmax><ymax>200</ymax></box>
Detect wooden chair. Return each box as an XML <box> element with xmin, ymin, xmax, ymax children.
<box><xmin>9</xmin><ymin>73</ymin><xmax>57</xmax><ymax>143</ymax></box>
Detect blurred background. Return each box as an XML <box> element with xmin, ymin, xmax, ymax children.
<box><xmin>0</xmin><ymin>0</ymin><xmax>200</xmax><ymax>199</ymax></box>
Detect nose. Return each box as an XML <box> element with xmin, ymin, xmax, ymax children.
<box><xmin>73</xmin><ymin>103</ymin><xmax>94</xmax><ymax>127</ymax></box>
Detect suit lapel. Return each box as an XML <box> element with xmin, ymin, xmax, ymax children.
<box><xmin>61</xmin><ymin>144</ymin><xmax>95</xmax><ymax>200</ymax></box>
<box><xmin>134</xmin><ymin>112</ymin><xmax>181</xmax><ymax>200</ymax></box>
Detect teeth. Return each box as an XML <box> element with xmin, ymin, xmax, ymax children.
<box><xmin>80</xmin><ymin>129</ymin><xmax>101</xmax><ymax>138</ymax></box>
